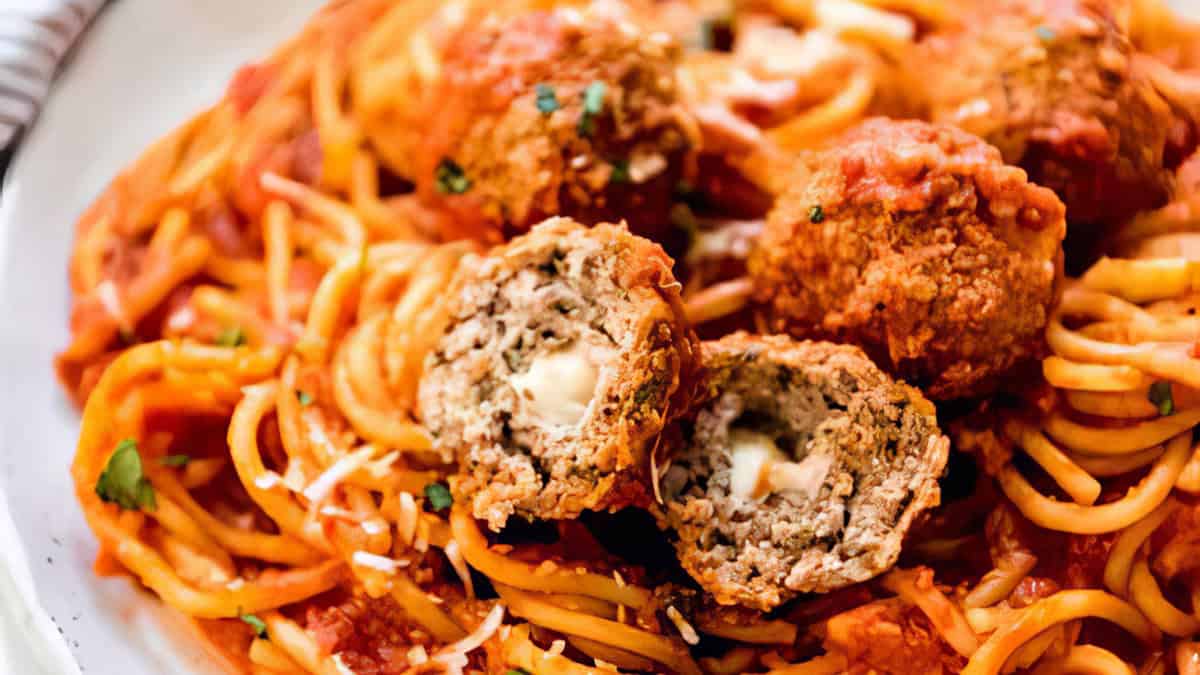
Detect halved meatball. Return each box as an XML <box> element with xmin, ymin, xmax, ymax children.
<box><xmin>914</xmin><ymin>0</ymin><xmax>1180</xmax><ymax>228</ymax></box>
<box><xmin>419</xmin><ymin>218</ymin><xmax>697</xmax><ymax>531</ymax></box>
<box><xmin>382</xmin><ymin>4</ymin><xmax>693</xmax><ymax>239</ymax></box>
<box><xmin>749</xmin><ymin>118</ymin><xmax>1066</xmax><ymax>400</ymax></box>
<box><xmin>664</xmin><ymin>333</ymin><xmax>948</xmax><ymax>611</ymax></box>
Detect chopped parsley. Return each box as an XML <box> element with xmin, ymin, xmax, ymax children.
<box><xmin>1149</xmin><ymin>381</ymin><xmax>1175</xmax><ymax>416</ymax></box>
<box><xmin>95</xmin><ymin>439</ymin><xmax>156</xmax><ymax>512</ymax></box>
<box><xmin>424</xmin><ymin>482</ymin><xmax>453</xmax><ymax>511</ymax></box>
<box><xmin>296</xmin><ymin>390</ymin><xmax>314</xmax><ymax>406</ymax></box>
<box><xmin>535</xmin><ymin>83</ymin><xmax>559</xmax><ymax>114</ymax></box>
<box><xmin>506</xmin><ymin>670</ymin><xmax>531</xmax><ymax>675</ymax></box>
<box><xmin>808</xmin><ymin>204</ymin><xmax>825</xmax><ymax>223</ymax></box>
<box><xmin>215</xmin><ymin>326</ymin><xmax>246</xmax><ymax>348</ymax></box>
<box><xmin>159</xmin><ymin>454</ymin><xmax>191</xmax><ymax>468</ymax></box>
<box><xmin>609</xmin><ymin>159</ymin><xmax>630</xmax><ymax>184</ymax></box>
<box><xmin>435</xmin><ymin>158</ymin><xmax>471</xmax><ymax>194</ymax></box>
<box><xmin>1035</xmin><ymin>25</ymin><xmax>1056</xmax><ymax>42</ymax></box>
<box><xmin>240</xmin><ymin>614</ymin><xmax>268</xmax><ymax>639</ymax></box>
<box><xmin>670</xmin><ymin>203</ymin><xmax>700</xmax><ymax>244</ymax></box>
<box><xmin>578</xmin><ymin>81</ymin><xmax>607</xmax><ymax>137</ymax></box>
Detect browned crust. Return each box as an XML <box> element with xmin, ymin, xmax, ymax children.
<box><xmin>667</xmin><ymin>333</ymin><xmax>948</xmax><ymax>611</ymax></box>
<box><xmin>420</xmin><ymin>217</ymin><xmax>699</xmax><ymax>529</ymax></box>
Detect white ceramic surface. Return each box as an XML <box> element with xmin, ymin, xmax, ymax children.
<box><xmin>0</xmin><ymin>2</ymin><xmax>322</xmax><ymax>673</ymax></box>
<box><xmin>7</xmin><ymin>2</ymin><xmax>1200</xmax><ymax>674</ymax></box>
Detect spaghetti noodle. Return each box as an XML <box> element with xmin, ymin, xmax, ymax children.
<box><xmin>54</xmin><ymin>0</ymin><xmax>1200</xmax><ymax>673</ymax></box>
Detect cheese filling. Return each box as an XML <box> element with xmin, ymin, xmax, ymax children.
<box><xmin>727</xmin><ymin>429</ymin><xmax>832</xmax><ymax>501</ymax></box>
<box><xmin>510</xmin><ymin>341</ymin><xmax>600</xmax><ymax>427</ymax></box>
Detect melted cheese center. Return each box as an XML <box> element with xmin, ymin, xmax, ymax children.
<box><xmin>510</xmin><ymin>342</ymin><xmax>599</xmax><ymax>427</ymax></box>
<box><xmin>727</xmin><ymin>429</ymin><xmax>832</xmax><ymax>501</ymax></box>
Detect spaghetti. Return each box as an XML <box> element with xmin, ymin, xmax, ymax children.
<box><xmin>55</xmin><ymin>0</ymin><xmax>1200</xmax><ymax>673</ymax></box>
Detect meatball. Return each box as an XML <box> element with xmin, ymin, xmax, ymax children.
<box><xmin>749</xmin><ymin>118</ymin><xmax>1066</xmax><ymax>400</ymax></box>
<box><xmin>388</xmin><ymin>5</ymin><xmax>693</xmax><ymax>238</ymax></box>
<box><xmin>914</xmin><ymin>0</ymin><xmax>1178</xmax><ymax>227</ymax></box>
<box><xmin>663</xmin><ymin>334</ymin><xmax>948</xmax><ymax>611</ymax></box>
<box><xmin>419</xmin><ymin>218</ymin><xmax>697</xmax><ymax>531</ymax></box>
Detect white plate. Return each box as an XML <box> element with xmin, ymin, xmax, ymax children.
<box><xmin>6</xmin><ymin>1</ymin><xmax>1200</xmax><ymax>674</ymax></box>
<box><xmin>0</xmin><ymin>2</ymin><xmax>322</xmax><ymax>673</ymax></box>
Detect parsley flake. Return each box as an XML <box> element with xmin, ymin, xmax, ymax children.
<box><xmin>609</xmin><ymin>159</ymin><xmax>630</xmax><ymax>184</ymax></box>
<box><xmin>808</xmin><ymin>204</ymin><xmax>825</xmax><ymax>223</ymax></box>
<box><xmin>578</xmin><ymin>81</ymin><xmax>607</xmax><ymax>137</ymax></box>
<box><xmin>435</xmin><ymin>158</ymin><xmax>471</xmax><ymax>194</ymax></box>
<box><xmin>1149</xmin><ymin>381</ymin><xmax>1175</xmax><ymax>416</ymax></box>
<box><xmin>424</xmin><ymin>482</ymin><xmax>453</xmax><ymax>511</ymax></box>
<box><xmin>160</xmin><ymin>454</ymin><xmax>190</xmax><ymax>468</ymax></box>
<box><xmin>535</xmin><ymin>83</ymin><xmax>559</xmax><ymax>114</ymax></box>
<box><xmin>240</xmin><ymin>614</ymin><xmax>268</xmax><ymax>639</ymax></box>
<box><xmin>296</xmin><ymin>390</ymin><xmax>314</xmax><ymax>406</ymax></box>
<box><xmin>215</xmin><ymin>326</ymin><xmax>246</xmax><ymax>348</ymax></box>
<box><xmin>1035</xmin><ymin>25</ymin><xmax>1056</xmax><ymax>42</ymax></box>
<box><xmin>95</xmin><ymin>439</ymin><xmax>156</xmax><ymax>511</ymax></box>
<box><xmin>506</xmin><ymin>670</ymin><xmax>531</xmax><ymax>675</ymax></box>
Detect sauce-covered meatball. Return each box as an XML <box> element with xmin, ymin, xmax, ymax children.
<box><xmin>750</xmin><ymin>118</ymin><xmax>1066</xmax><ymax>400</ymax></box>
<box><xmin>419</xmin><ymin>218</ymin><xmax>697</xmax><ymax>530</ymax></box>
<box><xmin>377</xmin><ymin>5</ymin><xmax>694</xmax><ymax>240</ymax></box>
<box><xmin>664</xmin><ymin>334</ymin><xmax>948</xmax><ymax>611</ymax></box>
<box><xmin>914</xmin><ymin>0</ymin><xmax>1179</xmax><ymax>227</ymax></box>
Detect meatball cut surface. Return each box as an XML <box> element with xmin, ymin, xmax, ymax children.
<box><xmin>396</xmin><ymin>4</ymin><xmax>692</xmax><ymax>237</ymax></box>
<box><xmin>419</xmin><ymin>218</ymin><xmax>697</xmax><ymax>531</ymax></box>
<box><xmin>665</xmin><ymin>334</ymin><xmax>948</xmax><ymax>611</ymax></box>
<box><xmin>915</xmin><ymin>0</ymin><xmax>1177</xmax><ymax>227</ymax></box>
<box><xmin>750</xmin><ymin>118</ymin><xmax>1066</xmax><ymax>400</ymax></box>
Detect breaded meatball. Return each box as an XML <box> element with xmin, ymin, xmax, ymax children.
<box><xmin>750</xmin><ymin>118</ymin><xmax>1066</xmax><ymax>400</ymax></box>
<box><xmin>387</xmin><ymin>4</ymin><xmax>693</xmax><ymax>238</ymax></box>
<box><xmin>914</xmin><ymin>0</ymin><xmax>1179</xmax><ymax>227</ymax></box>
<box><xmin>419</xmin><ymin>218</ymin><xmax>697</xmax><ymax>531</ymax></box>
<box><xmin>663</xmin><ymin>334</ymin><xmax>948</xmax><ymax>611</ymax></box>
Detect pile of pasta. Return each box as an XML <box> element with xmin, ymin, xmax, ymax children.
<box><xmin>60</xmin><ymin>0</ymin><xmax>1200</xmax><ymax>673</ymax></box>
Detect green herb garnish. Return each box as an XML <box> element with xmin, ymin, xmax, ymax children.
<box><xmin>240</xmin><ymin>614</ymin><xmax>268</xmax><ymax>639</ymax></box>
<box><xmin>609</xmin><ymin>159</ymin><xmax>630</xmax><ymax>184</ymax></box>
<box><xmin>435</xmin><ymin>158</ymin><xmax>471</xmax><ymax>194</ymax></box>
<box><xmin>578</xmin><ymin>81</ymin><xmax>607</xmax><ymax>137</ymax></box>
<box><xmin>535</xmin><ymin>83</ymin><xmax>559</xmax><ymax>114</ymax></box>
<box><xmin>1149</xmin><ymin>381</ymin><xmax>1175</xmax><ymax>416</ymax></box>
<box><xmin>505</xmin><ymin>670</ymin><xmax>531</xmax><ymax>675</ymax></box>
<box><xmin>296</xmin><ymin>390</ymin><xmax>314</xmax><ymax>406</ymax></box>
<box><xmin>424</xmin><ymin>482</ymin><xmax>453</xmax><ymax>511</ymax></box>
<box><xmin>808</xmin><ymin>205</ymin><xmax>825</xmax><ymax>223</ymax></box>
<box><xmin>95</xmin><ymin>439</ymin><xmax>156</xmax><ymax>511</ymax></box>
<box><xmin>1035</xmin><ymin>25</ymin><xmax>1055</xmax><ymax>42</ymax></box>
<box><xmin>160</xmin><ymin>455</ymin><xmax>190</xmax><ymax>468</ymax></box>
<box><xmin>215</xmin><ymin>326</ymin><xmax>246</xmax><ymax>348</ymax></box>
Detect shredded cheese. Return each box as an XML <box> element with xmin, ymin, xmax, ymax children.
<box><xmin>94</xmin><ymin>279</ymin><xmax>130</xmax><ymax>331</ymax></box>
<box><xmin>406</xmin><ymin>645</ymin><xmax>429</xmax><ymax>665</ymax></box>
<box><xmin>331</xmin><ymin>653</ymin><xmax>356</xmax><ymax>675</ymax></box>
<box><xmin>254</xmin><ymin>471</ymin><xmax>282</xmax><ymax>490</ymax></box>
<box><xmin>397</xmin><ymin>492</ymin><xmax>418</xmax><ymax>546</ymax></box>
<box><xmin>546</xmin><ymin>639</ymin><xmax>566</xmax><ymax>658</ymax></box>
<box><xmin>666</xmin><ymin>606</ymin><xmax>700</xmax><ymax>646</ymax></box>
<box><xmin>351</xmin><ymin>551</ymin><xmax>406</xmax><ymax>574</ymax></box>
<box><xmin>432</xmin><ymin>604</ymin><xmax>506</xmax><ymax>674</ymax></box>
<box><xmin>444</xmin><ymin>541</ymin><xmax>476</xmax><ymax>599</ymax></box>
<box><xmin>302</xmin><ymin>446</ymin><xmax>376</xmax><ymax>504</ymax></box>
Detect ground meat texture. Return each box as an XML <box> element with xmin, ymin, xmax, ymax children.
<box><xmin>749</xmin><ymin>118</ymin><xmax>1066</xmax><ymax>400</ymax></box>
<box><xmin>663</xmin><ymin>334</ymin><xmax>948</xmax><ymax>611</ymax></box>
<box><xmin>913</xmin><ymin>0</ymin><xmax>1177</xmax><ymax>229</ymax></box>
<box><xmin>393</xmin><ymin>5</ymin><xmax>692</xmax><ymax>238</ymax></box>
<box><xmin>419</xmin><ymin>218</ymin><xmax>697</xmax><ymax>531</ymax></box>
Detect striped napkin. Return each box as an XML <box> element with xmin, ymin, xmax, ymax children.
<box><xmin>0</xmin><ymin>0</ymin><xmax>106</xmax><ymax>149</ymax></box>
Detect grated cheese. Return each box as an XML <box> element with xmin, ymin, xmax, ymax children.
<box><xmin>546</xmin><ymin>639</ymin><xmax>566</xmax><ymax>658</ymax></box>
<box><xmin>94</xmin><ymin>280</ymin><xmax>130</xmax><ymax>330</ymax></box>
<box><xmin>666</xmin><ymin>606</ymin><xmax>700</xmax><ymax>646</ymax></box>
<box><xmin>302</xmin><ymin>446</ymin><xmax>376</xmax><ymax>504</ymax></box>
<box><xmin>444</xmin><ymin>541</ymin><xmax>475</xmax><ymax>599</ymax></box>
<box><xmin>406</xmin><ymin>645</ymin><xmax>428</xmax><ymax>665</ymax></box>
<box><xmin>432</xmin><ymin>604</ymin><xmax>506</xmax><ymax>673</ymax></box>
<box><xmin>396</xmin><ymin>492</ymin><xmax>418</xmax><ymax>547</ymax></box>
<box><xmin>351</xmin><ymin>551</ymin><xmax>406</xmax><ymax>574</ymax></box>
<box><xmin>331</xmin><ymin>653</ymin><xmax>356</xmax><ymax>675</ymax></box>
<box><xmin>253</xmin><ymin>471</ymin><xmax>282</xmax><ymax>490</ymax></box>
